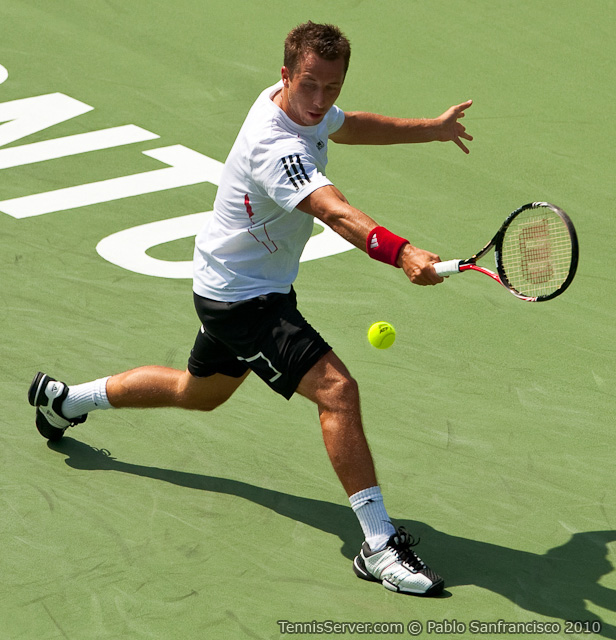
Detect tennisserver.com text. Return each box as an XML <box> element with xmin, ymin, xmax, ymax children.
<box><xmin>277</xmin><ymin>619</ymin><xmax>602</xmax><ymax>635</ymax></box>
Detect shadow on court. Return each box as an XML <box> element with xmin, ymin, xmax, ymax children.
<box><xmin>49</xmin><ymin>438</ymin><xmax>615</xmax><ymax>638</ymax></box>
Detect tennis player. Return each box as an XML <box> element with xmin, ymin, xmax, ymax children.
<box><xmin>29</xmin><ymin>21</ymin><xmax>472</xmax><ymax>596</ymax></box>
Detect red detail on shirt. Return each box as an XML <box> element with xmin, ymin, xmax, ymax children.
<box><xmin>244</xmin><ymin>194</ymin><xmax>254</xmax><ymax>218</ymax></box>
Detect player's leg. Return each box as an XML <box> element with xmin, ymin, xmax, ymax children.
<box><xmin>295</xmin><ymin>351</ymin><xmax>394</xmax><ymax>549</ymax></box>
<box><xmin>295</xmin><ymin>350</ymin><xmax>376</xmax><ymax>497</ymax></box>
<box><xmin>106</xmin><ymin>366</ymin><xmax>250</xmax><ymax>410</ymax></box>
<box><xmin>28</xmin><ymin>367</ymin><xmax>249</xmax><ymax>441</ymax></box>
<box><xmin>29</xmin><ymin>314</ymin><xmax>251</xmax><ymax>440</ymax></box>
<box><xmin>296</xmin><ymin>351</ymin><xmax>444</xmax><ymax>596</ymax></box>
<box><xmin>220</xmin><ymin>290</ymin><xmax>394</xmax><ymax>550</ymax></box>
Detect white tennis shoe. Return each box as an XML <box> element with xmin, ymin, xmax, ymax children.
<box><xmin>353</xmin><ymin>527</ymin><xmax>444</xmax><ymax>596</ymax></box>
<box><xmin>28</xmin><ymin>372</ymin><xmax>87</xmax><ymax>441</ymax></box>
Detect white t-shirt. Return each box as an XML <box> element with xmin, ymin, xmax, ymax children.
<box><xmin>193</xmin><ymin>81</ymin><xmax>345</xmax><ymax>301</ymax></box>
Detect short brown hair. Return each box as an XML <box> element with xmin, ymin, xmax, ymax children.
<box><xmin>284</xmin><ymin>21</ymin><xmax>351</xmax><ymax>78</ymax></box>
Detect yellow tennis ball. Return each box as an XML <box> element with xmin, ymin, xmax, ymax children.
<box><xmin>368</xmin><ymin>321</ymin><xmax>396</xmax><ymax>349</ymax></box>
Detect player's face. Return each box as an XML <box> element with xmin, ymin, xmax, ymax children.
<box><xmin>280</xmin><ymin>52</ymin><xmax>345</xmax><ymax>126</ymax></box>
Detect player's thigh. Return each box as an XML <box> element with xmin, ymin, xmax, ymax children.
<box><xmin>179</xmin><ymin>369</ymin><xmax>250</xmax><ymax>411</ymax></box>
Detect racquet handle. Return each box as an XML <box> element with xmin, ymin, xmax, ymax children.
<box><xmin>433</xmin><ymin>259</ymin><xmax>461</xmax><ymax>277</ymax></box>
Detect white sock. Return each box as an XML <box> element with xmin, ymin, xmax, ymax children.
<box><xmin>61</xmin><ymin>377</ymin><xmax>112</xmax><ymax>418</ymax></box>
<box><xmin>349</xmin><ymin>486</ymin><xmax>396</xmax><ymax>552</ymax></box>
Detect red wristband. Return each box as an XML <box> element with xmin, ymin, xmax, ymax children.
<box><xmin>366</xmin><ymin>226</ymin><xmax>409</xmax><ymax>267</ymax></box>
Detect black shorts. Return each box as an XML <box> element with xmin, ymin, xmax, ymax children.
<box><xmin>187</xmin><ymin>288</ymin><xmax>331</xmax><ymax>400</ymax></box>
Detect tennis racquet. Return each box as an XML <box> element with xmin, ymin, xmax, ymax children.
<box><xmin>433</xmin><ymin>202</ymin><xmax>579</xmax><ymax>302</ymax></box>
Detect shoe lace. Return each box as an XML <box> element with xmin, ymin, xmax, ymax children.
<box><xmin>393</xmin><ymin>527</ymin><xmax>426</xmax><ymax>572</ymax></box>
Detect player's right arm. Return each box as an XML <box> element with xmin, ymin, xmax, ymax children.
<box><xmin>296</xmin><ymin>185</ymin><xmax>442</xmax><ymax>286</ymax></box>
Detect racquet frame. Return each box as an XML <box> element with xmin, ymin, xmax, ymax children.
<box><xmin>434</xmin><ymin>202</ymin><xmax>579</xmax><ymax>302</ymax></box>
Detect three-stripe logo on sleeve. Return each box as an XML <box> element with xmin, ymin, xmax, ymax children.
<box><xmin>281</xmin><ymin>155</ymin><xmax>311</xmax><ymax>191</ymax></box>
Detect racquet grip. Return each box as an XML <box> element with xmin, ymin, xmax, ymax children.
<box><xmin>433</xmin><ymin>259</ymin><xmax>461</xmax><ymax>277</ymax></box>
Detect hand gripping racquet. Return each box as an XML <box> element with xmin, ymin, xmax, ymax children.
<box><xmin>434</xmin><ymin>202</ymin><xmax>579</xmax><ymax>302</ymax></box>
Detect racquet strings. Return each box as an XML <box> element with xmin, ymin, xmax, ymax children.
<box><xmin>499</xmin><ymin>206</ymin><xmax>574</xmax><ymax>297</ymax></box>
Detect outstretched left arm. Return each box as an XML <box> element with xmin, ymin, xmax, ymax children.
<box><xmin>329</xmin><ymin>100</ymin><xmax>473</xmax><ymax>154</ymax></box>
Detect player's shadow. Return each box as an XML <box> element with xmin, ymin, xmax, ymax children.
<box><xmin>49</xmin><ymin>438</ymin><xmax>615</xmax><ymax>638</ymax></box>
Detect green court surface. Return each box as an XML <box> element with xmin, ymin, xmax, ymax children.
<box><xmin>1</xmin><ymin>1</ymin><xmax>615</xmax><ymax>638</ymax></box>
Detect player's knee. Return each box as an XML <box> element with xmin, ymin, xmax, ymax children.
<box><xmin>322</xmin><ymin>370</ymin><xmax>360</xmax><ymax>411</ymax></box>
<box><xmin>339</xmin><ymin>373</ymin><xmax>360</xmax><ymax>403</ymax></box>
<box><xmin>183</xmin><ymin>386</ymin><xmax>231</xmax><ymax>411</ymax></box>
<box><xmin>176</xmin><ymin>375</ymin><xmax>228</xmax><ymax>411</ymax></box>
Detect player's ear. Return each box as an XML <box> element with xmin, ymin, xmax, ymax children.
<box><xmin>281</xmin><ymin>66</ymin><xmax>291</xmax><ymax>87</ymax></box>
